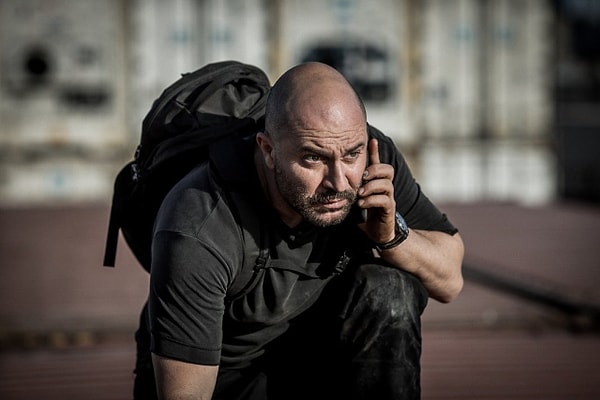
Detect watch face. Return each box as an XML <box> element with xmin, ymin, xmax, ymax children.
<box><xmin>376</xmin><ymin>212</ymin><xmax>409</xmax><ymax>251</ymax></box>
<box><xmin>395</xmin><ymin>212</ymin><xmax>408</xmax><ymax>234</ymax></box>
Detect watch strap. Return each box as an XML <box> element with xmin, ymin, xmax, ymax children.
<box><xmin>376</xmin><ymin>212</ymin><xmax>409</xmax><ymax>251</ymax></box>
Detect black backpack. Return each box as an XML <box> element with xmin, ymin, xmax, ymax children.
<box><xmin>103</xmin><ymin>60</ymin><xmax>271</xmax><ymax>274</ymax></box>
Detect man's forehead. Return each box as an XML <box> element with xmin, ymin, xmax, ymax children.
<box><xmin>285</xmin><ymin>126</ymin><xmax>368</xmax><ymax>149</ymax></box>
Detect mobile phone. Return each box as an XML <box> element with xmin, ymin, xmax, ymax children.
<box><xmin>347</xmin><ymin>150</ymin><xmax>370</xmax><ymax>224</ymax></box>
<box><xmin>347</xmin><ymin>203</ymin><xmax>368</xmax><ymax>224</ymax></box>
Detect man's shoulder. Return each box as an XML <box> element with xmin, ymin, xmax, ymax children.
<box><xmin>155</xmin><ymin>163</ymin><xmax>227</xmax><ymax>232</ymax></box>
<box><xmin>156</xmin><ymin>144</ymin><xmax>261</xmax><ymax>236</ymax></box>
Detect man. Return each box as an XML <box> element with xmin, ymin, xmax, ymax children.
<box><xmin>148</xmin><ymin>62</ymin><xmax>464</xmax><ymax>399</ymax></box>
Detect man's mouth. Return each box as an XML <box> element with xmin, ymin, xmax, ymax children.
<box><xmin>315</xmin><ymin>199</ymin><xmax>351</xmax><ymax>215</ymax></box>
<box><xmin>321</xmin><ymin>199</ymin><xmax>346</xmax><ymax>209</ymax></box>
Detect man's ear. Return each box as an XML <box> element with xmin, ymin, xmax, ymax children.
<box><xmin>256</xmin><ymin>131</ymin><xmax>275</xmax><ymax>168</ymax></box>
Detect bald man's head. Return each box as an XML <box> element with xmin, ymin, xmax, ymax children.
<box><xmin>265</xmin><ymin>62</ymin><xmax>367</xmax><ymax>139</ymax></box>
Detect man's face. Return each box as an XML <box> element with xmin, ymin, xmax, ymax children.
<box><xmin>271</xmin><ymin>125</ymin><xmax>368</xmax><ymax>227</ymax></box>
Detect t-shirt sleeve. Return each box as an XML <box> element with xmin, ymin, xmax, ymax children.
<box><xmin>369</xmin><ymin>125</ymin><xmax>458</xmax><ymax>235</ymax></box>
<box><xmin>149</xmin><ymin>230</ymin><xmax>229</xmax><ymax>365</ymax></box>
<box><xmin>148</xmin><ymin>170</ymin><xmax>243</xmax><ymax>365</ymax></box>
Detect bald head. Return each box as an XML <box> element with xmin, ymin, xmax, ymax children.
<box><xmin>265</xmin><ymin>62</ymin><xmax>367</xmax><ymax>138</ymax></box>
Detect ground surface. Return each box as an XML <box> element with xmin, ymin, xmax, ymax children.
<box><xmin>1</xmin><ymin>202</ymin><xmax>599</xmax><ymax>399</ymax></box>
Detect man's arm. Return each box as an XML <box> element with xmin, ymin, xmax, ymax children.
<box><xmin>358</xmin><ymin>138</ymin><xmax>464</xmax><ymax>303</ymax></box>
<box><xmin>149</xmin><ymin>229</ymin><xmax>231</xmax><ymax>399</ymax></box>
<box><xmin>379</xmin><ymin>229</ymin><xmax>464</xmax><ymax>303</ymax></box>
<box><xmin>153</xmin><ymin>354</ymin><xmax>218</xmax><ymax>400</ymax></box>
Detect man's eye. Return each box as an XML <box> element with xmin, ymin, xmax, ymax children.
<box><xmin>305</xmin><ymin>155</ymin><xmax>321</xmax><ymax>162</ymax></box>
<box><xmin>343</xmin><ymin>151</ymin><xmax>361</xmax><ymax>162</ymax></box>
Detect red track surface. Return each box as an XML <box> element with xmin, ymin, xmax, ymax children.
<box><xmin>1</xmin><ymin>202</ymin><xmax>599</xmax><ymax>399</ymax></box>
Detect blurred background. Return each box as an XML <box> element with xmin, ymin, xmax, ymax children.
<box><xmin>0</xmin><ymin>0</ymin><xmax>599</xmax><ymax>399</ymax></box>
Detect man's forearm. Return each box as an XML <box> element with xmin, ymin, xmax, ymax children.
<box><xmin>378</xmin><ymin>230</ymin><xmax>464</xmax><ymax>303</ymax></box>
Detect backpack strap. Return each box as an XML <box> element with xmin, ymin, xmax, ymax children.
<box><xmin>103</xmin><ymin>162</ymin><xmax>135</xmax><ymax>267</ymax></box>
<box><xmin>103</xmin><ymin>206</ymin><xmax>119</xmax><ymax>267</ymax></box>
<box><xmin>225</xmin><ymin>191</ymin><xmax>270</xmax><ymax>301</ymax></box>
<box><xmin>209</xmin><ymin>134</ymin><xmax>271</xmax><ymax>301</ymax></box>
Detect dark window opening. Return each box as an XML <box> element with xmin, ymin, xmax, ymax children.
<box><xmin>22</xmin><ymin>46</ymin><xmax>53</xmax><ymax>87</ymax></box>
<box><xmin>300</xmin><ymin>41</ymin><xmax>395</xmax><ymax>102</ymax></box>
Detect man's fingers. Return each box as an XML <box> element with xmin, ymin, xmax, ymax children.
<box><xmin>368</xmin><ymin>138</ymin><xmax>380</xmax><ymax>165</ymax></box>
<box><xmin>363</xmin><ymin>138</ymin><xmax>393</xmax><ymax>183</ymax></box>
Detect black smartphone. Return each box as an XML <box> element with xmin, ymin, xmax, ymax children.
<box><xmin>347</xmin><ymin>203</ymin><xmax>368</xmax><ymax>224</ymax></box>
<box><xmin>347</xmin><ymin>149</ymin><xmax>370</xmax><ymax>224</ymax></box>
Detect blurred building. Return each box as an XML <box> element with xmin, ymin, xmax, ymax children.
<box><xmin>555</xmin><ymin>0</ymin><xmax>600</xmax><ymax>203</ymax></box>
<box><xmin>0</xmin><ymin>0</ymin><xmax>597</xmax><ymax>207</ymax></box>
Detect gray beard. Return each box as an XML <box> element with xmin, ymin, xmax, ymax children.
<box><xmin>273</xmin><ymin>164</ymin><xmax>357</xmax><ymax>227</ymax></box>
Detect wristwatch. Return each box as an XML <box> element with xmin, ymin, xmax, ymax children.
<box><xmin>376</xmin><ymin>211</ymin><xmax>409</xmax><ymax>251</ymax></box>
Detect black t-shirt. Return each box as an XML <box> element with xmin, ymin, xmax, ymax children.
<box><xmin>149</xmin><ymin>126</ymin><xmax>457</xmax><ymax>367</ymax></box>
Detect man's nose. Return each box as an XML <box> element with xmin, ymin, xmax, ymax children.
<box><xmin>323</xmin><ymin>162</ymin><xmax>348</xmax><ymax>192</ymax></box>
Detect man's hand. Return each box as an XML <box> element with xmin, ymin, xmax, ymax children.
<box><xmin>356</xmin><ymin>138</ymin><xmax>465</xmax><ymax>303</ymax></box>
<box><xmin>357</xmin><ymin>138</ymin><xmax>398</xmax><ymax>245</ymax></box>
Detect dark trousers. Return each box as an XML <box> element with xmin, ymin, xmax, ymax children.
<box><xmin>134</xmin><ymin>261</ymin><xmax>428</xmax><ymax>400</ymax></box>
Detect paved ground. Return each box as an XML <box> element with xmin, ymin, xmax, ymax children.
<box><xmin>1</xmin><ymin>201</ymin><xmax>599</xmax><ymax>399</ymax></box>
